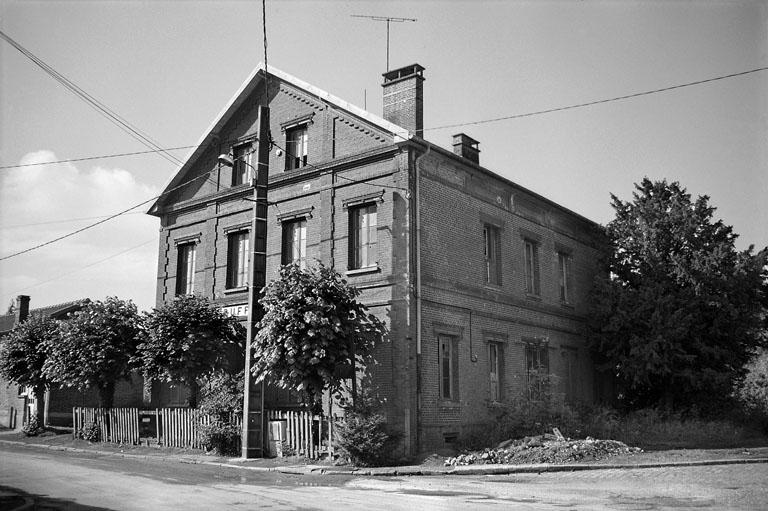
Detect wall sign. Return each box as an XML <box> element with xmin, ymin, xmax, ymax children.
<box><xmin>221</xmin><ymin>303</ymin><xmax>248</xmax><ymax>318</ymax></box>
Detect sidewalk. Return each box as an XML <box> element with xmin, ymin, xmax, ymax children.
<box><xmin>2</xmin><ymin>433</ymin><xmax>768</xmax><ymax>477</ymax></box>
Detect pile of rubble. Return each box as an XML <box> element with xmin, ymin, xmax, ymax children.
<box><xmin>444</xmin><ymin>434</ymin><xmax>642</xmax><ymax>466</ymax></box>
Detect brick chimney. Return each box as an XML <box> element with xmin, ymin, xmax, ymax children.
<box><xmin>14</xmin><ymin>295</ymin><xmax>30</xmax><ymax>326</ymax></box>
<box><xmin>452</xmin><ymin>133</ymin><xmax>480</xmax><ymax>165</ymax></box>
<box><xmin>382</xmin><ymin>64</ymin><xmax>425</xmax><ymax>138</ymax></box>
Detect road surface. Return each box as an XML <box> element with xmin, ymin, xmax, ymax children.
<box><xmin>1</xmin><ymin>443</ymin><xmax>766</xmax><ymax>510</ymax></box>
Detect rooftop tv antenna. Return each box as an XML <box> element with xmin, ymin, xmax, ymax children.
<box><xmin>351</xmin><ymin>15</ymin><xmax>417</xmax><ymax>71</ymax></box>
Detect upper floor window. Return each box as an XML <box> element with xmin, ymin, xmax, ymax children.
<box><xmin>349</xmin><ymin>203</ymin><xmax>377</xmax><ymax>270</ymax></box>
<box><xmin>232</xmin><ymin>143</ymin><xmax>252</xmax><ymax>186</ymax></box>
<box><xmin>483</xmin><ymin>225</ymin><xmax>501</xmax><ymax>285</ymax></box>
<box><xmin>226</xmin><ymin>231</ymin><xmax>249</xmax><ymax>289</ymax></box>
<box><xmin>524</xmin><ymin>239</ymin><xmax>540</xmax><ymax>296</ymax></box>
<box><xmin>175</xmin><ymin>243</ymin><xmax>196</xmax><ymax>295</ymax></box>
<box><xmin>282</xmin><ymin>219</ymin><xmax>307</xmax><ymax>269</ymax></box>
<box><xmin>285</xmin><ymin>125</ymin><xmax>308</xmax><ymax>171</ymax></box>
<box><xmin>557</xmin><ymin>252</ymin><xmax>571</xmax><ymax>303</ymax></box>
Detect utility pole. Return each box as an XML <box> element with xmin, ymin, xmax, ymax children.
<box><xmin>241</xmin><ymin>105</ymin><xmax>270</xmax><ymax>459</ymax></box>
<box><xmin>351</xmin><ymin>15</ymin><xmax>417</xmax><ymax>71</ymax></box>
<box><xmin>220</xmin><ymin>104</ymin><xmax>270</xmax><ymax>458</ymax></box>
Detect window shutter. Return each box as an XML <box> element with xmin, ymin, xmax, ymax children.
<box><xmin>451</xmin><ymin>337</ymin><xmax>460</xmax><ymax>401</ymax></box>
<box><xmin>498</xmin><ymin>343</ymin><xmax>505</xmax><ymax>401</ymax></box>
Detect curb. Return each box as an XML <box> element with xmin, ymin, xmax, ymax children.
<box><xmin>2</xmin><ymin>439</ymin><xmax>767</xmax><ymax>477</ymax></box>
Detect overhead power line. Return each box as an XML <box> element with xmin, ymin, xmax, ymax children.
<box><xmin>0</xmin><ymin>146</ymin><xmax>196</xmax><ymax>171</ymax></box>
<box><xmin>9</xmin><ymin>239</ymin><xmax>155</xmax><ymax>295</ymax></box>
<box><xmin>0</xmin><ymin>167</ymin><xmax>215</xmax><ymax>262</ymax></box>
<box><xmin>2</xmin><ymin>211</ymin><xmax>145</xmax><ymax>229</ymax></box>
<box><xmin>0</xmin><ymin>29</ymin><xmax>185</xmax><ymax>168</ymax></box>
<box><xmin>2</xmin><ymin>61</ymin><xmax>764</xmax><ymax>261</ymax></box>
<box><xmin>425</xmin><ymin>66</ymin><xmax>768</xmax><ymax>131</ymax></box>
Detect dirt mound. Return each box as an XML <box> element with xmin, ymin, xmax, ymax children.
<box><xmin>444</xmin><ymin>435</ymin><xmax>642</xmax><ymax>466</ymax></box>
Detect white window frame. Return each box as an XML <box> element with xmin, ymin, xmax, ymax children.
<box><xmin>227</xmin><ymin>231</ymin><xmax>249</xmax><ymax>289</ymax></box>
<box><xmin>175</xmin><ymin>242</ymin><xmax>196</xmax><ymax>295</ymax></box>
<box><xmin>350</xmin><ymin>203</ymin><xmax>378</xmax><ymax>270</ymax></box>
<box><xmin>282</xmin><ymin>218</ymin><xmax>307</xmax><ymax>269</ymax></box>
<box><xmin>524</xmin><ymin>239</ymin><xmax>540</xmax><ymax>295</ymax></box>
<box><xmin>285</xmin><ymin>124</ymin><xmax>308</xmax><ymax>170</ymax></box>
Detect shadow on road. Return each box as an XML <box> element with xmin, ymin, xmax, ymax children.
<box><xmin>0</xmin><ymin>484</ymin><xmax>114</xmax><ymax>511</ymax></box>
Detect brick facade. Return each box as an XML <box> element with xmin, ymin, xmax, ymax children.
<box><xmin>148</xmin><ymin>63</ymin><xmax>606</xmax><ymax>455</ymax></box>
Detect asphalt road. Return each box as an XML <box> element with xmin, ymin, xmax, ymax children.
<box><xmin>1</xmin><ymin>443</ymin><xmax>767</xmax><ymax>510</ymax></box>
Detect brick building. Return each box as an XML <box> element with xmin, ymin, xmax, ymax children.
<box><xmin>147</xmin><ymin>63</ymin><xmax>606</xmax><ymax>454</ymax></box>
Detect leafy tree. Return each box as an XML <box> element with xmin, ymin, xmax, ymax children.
<box><xmin>588</xmin><ymin>179</ymin><xmax>768</xmax><ymax>410</ymax></box>
<box><xmin>44</xmin><ymin>297</ymin><xmax>141</xmax><ymax>408</ymax></box>
<box><xmin>137</xmin><ymin>295</ymin><xmax>245</xmax><ymax>407</ymax></box>
<box><xmin>252</xmin><ymin>263</ymin><xmax>386</xmax><ymax>412</ymax></box>
<box><xmin>0</xmin><ymin>315</ymin><xmax>60</xmax><ymax>426</ymax></box>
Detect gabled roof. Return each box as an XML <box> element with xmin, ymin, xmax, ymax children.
<box><xmin>0</xmin><ymin>299</ymin><xmax>90</xmax><ymax>335</ymax></box>
<box><xmin>147</xmin><ymin>62</ymin><xmax>412</xmax><ymax>216</ymax></box>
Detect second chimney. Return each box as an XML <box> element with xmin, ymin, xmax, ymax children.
<box><xmin>452</xmin><ymin>133</ymin><xmax>480</xmax><ymax>165</ymax></box>
<box><xmin>14</xmin><ymin>295</ymin><xmax>30</xmax><ymax>326</ymax></box>
<box><xmin>382</xmin><ymin>64</ymin><xmax>425</xmax><ymax>138</ymax></box>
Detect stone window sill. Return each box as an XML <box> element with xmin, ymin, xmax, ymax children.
<box><xmin>223</xmin><ymin>286</ymin><xmax>247</xmax><ymax>295</ymax></box>
<box><xmin>345</xmin><ymin>265</ymin><xmax>380</xmax><ymax>277</ymax></box>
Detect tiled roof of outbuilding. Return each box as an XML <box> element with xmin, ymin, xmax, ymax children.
<box><xmin>0</xmin><ymin>299</ymin><xmax>90</xmax><ymax>335</ymax></box>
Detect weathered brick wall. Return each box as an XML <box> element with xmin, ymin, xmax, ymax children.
<box><xmin>0</xmin><ymin>382</ymin><xmax>25</xmax><ymax>428</ymax></box>
<box><xmin>415</xmin><ymin>149</ymin><xmax>604</xmax><ymax>450</ymax></box>
<box><xmin>153</xmin><ymin>86</ymin><xmax>416</xmax><ymax>454</ymax></box>
<box><xmin>151</xmin><ymin>71</ymin><xmax>606</xmax><ymax>456</ymax></box>
<box><xmin>46</xmin><ymin>374</ymin><xmax>146</xmax><ymax>426</ymax></box>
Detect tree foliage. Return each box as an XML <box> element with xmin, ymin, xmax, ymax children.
<box><xmin>44</xmin><ymin>297</ymin><xmax>141</xmax><ymax>408</ymax></box>
<box><xmin>252</xmin><ymin>263</ymin><xmax>386</xmax><ymax>412</ymax></box>
<box><xmin>0</xmin><ymin>314</ymin><xmax>60</xmax><ymax>425</ymax></box>
<box><xmin>137</xmin><ymin>295</ymin><xmax>245</xmax><ymax>407</ymax></box>
<box><xmin>588</xmin><ymin>179</ymin><xmax>768</xmax><ymax>410</ymax></box>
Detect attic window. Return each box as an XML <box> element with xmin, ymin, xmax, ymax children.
<box><xmin>281</xmin><ymin>114</ymin><xmax>313</xmax><ymax>172</ymax></box>
<box><xmin>232</xmin><ymin>142</ymin><xmax>252</xmax><ymax>186</ymax></box>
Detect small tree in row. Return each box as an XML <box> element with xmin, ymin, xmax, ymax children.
<box><xmin>251</xmin><ymin>263</ymin><xmax>386</xmax><ymax>413</ymax></box>
<box><xmin>44</xmin><ymin>297</ymin><xmax>142</xmax><ymax>408</ymax></box>
<box><xmin>1</xmin><ymin>295</ymin><xmax>242</xmax><ymax>414</ymax></box>
<box><xmin>138</xmin><ymin>294</ymin><xmax>244</xmax><ymax>407</ymax></box>
<box><xmin>0</xmin><ymin>315</ymin><xmax>60</xmax><ymax>426</ymax></box>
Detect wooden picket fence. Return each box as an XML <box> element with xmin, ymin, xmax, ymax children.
<box><xmin>72</xmin><ymin>407</ymin><xmax>330</xmax><ymax>458</ymax></box>
<box><xmin>159</xmin><ymin>407</ymin><xmax>242</xmax><ymax>449</ymax></box>
<box><xmin>267</xmin><ymin>409</ymin><xmax>332</xmax><ymax>459</ymax></box>
<box><xmin>72</xmin><ymin>407</ymin><xmax>140</xmax><ymax>445</ymax></box>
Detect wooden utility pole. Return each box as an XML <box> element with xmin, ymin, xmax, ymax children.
<box><xmin>351</xmin><ymin>15</ymin><xmax>417</xmax><ymax>71</ymax></box>
<box><xmin>241</xmin><ymin>105</ymin><xmax>270</xmax><ymax>459</ymax></box>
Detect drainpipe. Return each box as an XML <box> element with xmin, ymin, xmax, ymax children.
<box><xmin>412</xmin><ymin>144</ymin><xmax>430</xmax><ymax>453</ymax></box>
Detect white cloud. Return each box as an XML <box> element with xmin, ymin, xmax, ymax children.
<box><xmin>0</xmin><ymin>150</ymin><xmax>161</xmax><ymax>312</ymax></box>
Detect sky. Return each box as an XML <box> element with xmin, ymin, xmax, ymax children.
<box><xmin>1</xmin><ymin>0</ymin><xmax>766</xmax><ymax>313</ymax></box>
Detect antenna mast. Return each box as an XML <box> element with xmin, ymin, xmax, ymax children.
<box><xmin>351</xmin><ymin>15</ymin><xmax>417</xmax><ymax>71</ymax></box>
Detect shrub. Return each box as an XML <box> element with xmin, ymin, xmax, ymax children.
<box><xmin>198</xmin><ymin>421</ymin><xmax>240</xmax><ymax>455</ymax></box>
<box><xmin>197</xmin><ymin>372</ymin><xmax>243</xmax><ymax>455</ymax></box>
<box><xmin>198</xmin><ymin>372</ymin><xmax>243</xmax><ymax>421</ymax></box>
<box><xmin>79</xmin><ymin>420</ymin><xmax>100</xmax><ymax>442</ymax></box>
<box><xmin>737</xmin><ymin>350</ymin><xmax>768</xmax><ymax>420</ymax></box>
<box><xmin>22</xmin><ymin>415</ymin><xmax>44</xmax><ymax>437</ymax></box>
<box><xmin>335</xmin><ymin>396</ymin><xmax>394</xmax><ymax>467</ymax></box>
